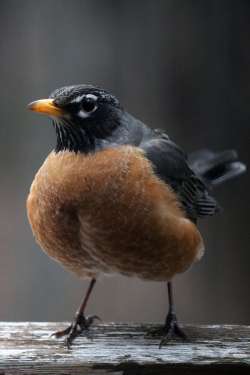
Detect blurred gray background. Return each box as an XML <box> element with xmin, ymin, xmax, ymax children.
<box><xmin>0</xmin><ymin>0</ymin><xmax>249</xmax><ymax>325</ymax></box>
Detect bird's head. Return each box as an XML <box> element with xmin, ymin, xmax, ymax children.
<box><xmin>28</xmin><ymin>85</ymin><xmax>123</xmax><ymax>153</ymax></box>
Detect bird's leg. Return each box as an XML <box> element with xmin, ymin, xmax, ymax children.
<box><xmin>52</xmin><ymin>278</ymin><xmax>100</xmax><ymax>348</ymax></box>
<box><xmin>146</xmin><ymin>281</ymin><xmax>187</xmax><ymax>347</ymax></box>
<box><xmin>159</xmin><ymin>281</ymin><xmax>187</xmax><ymax>347</ymax></box>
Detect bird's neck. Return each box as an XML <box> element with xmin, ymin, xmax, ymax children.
<box><xmin>53</xmin><ymin>110</ymin><xmax>145</xmax><ymax>154</ymax></box>
<box><xmin>54</xmin><ymin>122</ymin><xmax>96</xmax><ymax>154</ymax></box>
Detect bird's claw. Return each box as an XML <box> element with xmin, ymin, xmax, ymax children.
<box><xmin>159</xmin><ymin>312</ymin><xmax>187</xmax><ymax>348</ymax></box>
<box><xmin>51</xmin><ymin>313</ymin><xmax>101</xmax><ymax>348</ymax></box>
<box><xmin>146</xmin><ymin>312</ymin><xmax>187</xmax><ymax>348</ymax></box>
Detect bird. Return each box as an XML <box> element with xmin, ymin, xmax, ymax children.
<box><xmin>27</xmin><ymin>84</ymin><xmax>246</xmax><ymax>348</ymax></box>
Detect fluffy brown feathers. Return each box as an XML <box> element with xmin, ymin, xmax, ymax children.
<box><xmin>27</xmin><ymin>146</ymin><xmax>204</xmax><ymax>281</ymax></box>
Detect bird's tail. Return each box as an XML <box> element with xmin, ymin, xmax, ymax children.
<box><xmin>188</xmin><ymin>149</ymin><xmax>246</xmax><ymax>188</ymax></box>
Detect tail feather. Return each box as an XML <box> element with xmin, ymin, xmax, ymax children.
<box><xmin>188</xmin><ymin>149</ymin><xmax>246</xmax><ymax>187</ymax></box>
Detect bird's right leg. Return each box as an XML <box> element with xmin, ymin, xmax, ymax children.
<box><xmin>52</xmin><ymin>278</ymin><xmax>100</xmax><ymax>348</ymax></box>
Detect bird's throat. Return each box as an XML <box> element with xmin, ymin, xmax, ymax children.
<box><xmin>54</xmin><ymin>121</ymin><xmax>95</xmax><ymax>154</ymax></box>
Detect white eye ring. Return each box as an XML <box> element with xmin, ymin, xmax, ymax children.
<box><xmin>85</xmin><ymin>94</ymin><xmax>98</xmax><ymax>101</ymax></box>
<box><xmin>78</xmin><ymin>109</ymin><xmax>96</xmax><ymax>118</ymax></box>
<box><xmin>76</xmin><ymin>94</ymin><xmax>98</xmax><ymax>118</ymax></box>
<box><xmin>73</xmin><ymin>93</ymin><xmax>98</xmax><ymax>103</ymax></box>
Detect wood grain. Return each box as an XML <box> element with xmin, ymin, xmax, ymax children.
<box><xmin>0</xmin><ymin>322</ymin><xmax>249</xmax><ymax>374</ymax></box>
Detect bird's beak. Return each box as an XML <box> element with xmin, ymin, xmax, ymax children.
<box><xmin>27</xmin><ymin>99</ymin><xmax>64</xmax><ymax>117</ymax></box>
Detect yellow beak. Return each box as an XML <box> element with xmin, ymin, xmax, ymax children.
<box><xmin>27</xmin><ymin>99</ymin><xmax>64</xmax><ymax>117</ymax></box>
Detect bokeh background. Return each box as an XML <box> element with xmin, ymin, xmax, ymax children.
<box><xmin>0</xmin><ymin>0</ymin><xmax>249</xmax><ymax>325</ymax></box>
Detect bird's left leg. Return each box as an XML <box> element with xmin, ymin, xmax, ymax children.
<box><xmin>146</xmin><ymin>281</ymin><xmax>187</xmax><ymax>347</ymax></box>
<box><xmin>159</xmin><ymin>281</ymin><xmax>187</xmax><ymax>347</ymax></box>
<box><xmin>52</xmin><ymin>278</ymin><xmax>100</xmax><ymax>348</ymax></box>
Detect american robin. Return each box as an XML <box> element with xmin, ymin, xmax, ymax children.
<box><xmin>27</xmin><ymin>85</ymin><xmax>246</xmax><ymax>348</ymax></box>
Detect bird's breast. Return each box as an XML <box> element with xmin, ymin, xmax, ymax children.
<box><xmin>27</xmin><ymin>146</ymin><xmax>204</xmax><ymax>280</ymax></box>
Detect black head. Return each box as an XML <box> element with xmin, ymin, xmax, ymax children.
<box><xmin>28</xmin><ymin>84</ymin><xmax>123</xmax><ymax>153</ymax></box>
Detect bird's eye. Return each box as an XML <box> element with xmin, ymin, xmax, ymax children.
<box><xmin>81</xmin><ymin>95</ymin><xmax>97</xmax><ymax>113</ymax></box>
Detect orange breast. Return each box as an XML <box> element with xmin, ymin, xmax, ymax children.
<box><xmin>27</xmin><ymin>146</ymin><xmax>204</xmax><ymax>281</ymax></box>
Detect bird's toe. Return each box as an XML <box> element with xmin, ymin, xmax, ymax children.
<box><xmin>52</xmin><ymin>312</ymin><xmax>101</xmax><ymax>348</ymax></box>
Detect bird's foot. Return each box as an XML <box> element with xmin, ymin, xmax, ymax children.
<box><xmin>159</xmin><ymin>311</ymin><xmax>187</xmax><ymax>348</ymax></box>
<box><xmin>52</xmin><ymin>313</ymin><xmax>101</xmax><ymax>348</ymax></box>
<box><xmin>147</xmin><ymin>312</ymin><xmax>187</xmax><ymax>348</ymax></box>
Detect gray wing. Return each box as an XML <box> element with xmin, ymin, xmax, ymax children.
<box><xmin>140</xmin><ymin>130</ymin><xmax>219</xmax><ymax>221</ymax></box>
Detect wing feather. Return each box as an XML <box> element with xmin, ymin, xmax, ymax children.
<box><xmin>140</xmin><ymin>130</ymin><xmax>219</xmax><ymax>220</ymax></box>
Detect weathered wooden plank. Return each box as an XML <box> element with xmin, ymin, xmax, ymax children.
<box><xmin>0</xmin><ymin>322</ymin><xmax>249</xmax><ymax>374</ymax></box>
